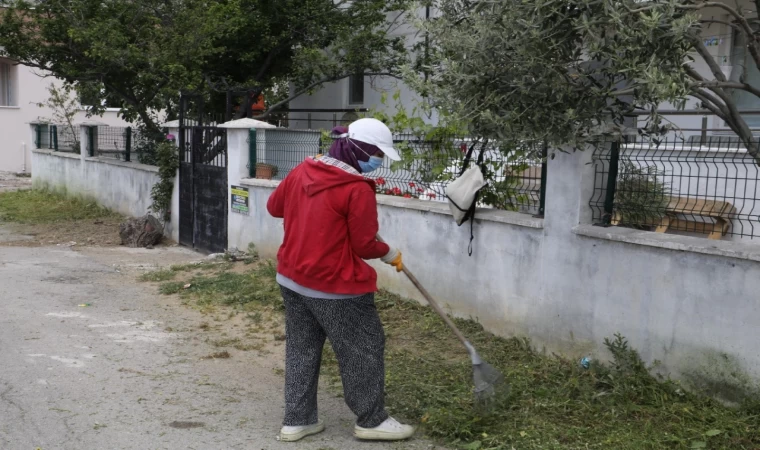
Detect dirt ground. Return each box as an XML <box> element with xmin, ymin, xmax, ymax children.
<box><xmin>0</xmin><ymin>217</ymin><xmax>126</xmax><ymax>247</ymax></box>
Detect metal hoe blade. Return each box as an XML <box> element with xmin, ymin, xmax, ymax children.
<box><xmin>473</xmin><ymin>360</ymin><xmax>507</xmax><ymax>406</ymax></box>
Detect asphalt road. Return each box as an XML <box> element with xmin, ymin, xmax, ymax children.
<box><xmin>0</xmin><ymin>242</ymin><xmax>440</xmax><ymax>450</ymax></box>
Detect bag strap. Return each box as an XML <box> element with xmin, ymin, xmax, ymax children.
<box><xmin>459</xmin><ymin>140</ymin><xmax>478</xmax><ymax>177</ymax></box>
<box><xmin>476</xmin><ymin>139</ymin><xmax>487</xmax><ymax>167</ymax></box>
<box><xmin>466</xmin><ymin>199</ymin><xmax>476</xmax><ymax>256</ymax></box>
<box><xmin>461</xmin><ymin>139</ymin><xmax>487</xmax><ymax>256</ymax></box>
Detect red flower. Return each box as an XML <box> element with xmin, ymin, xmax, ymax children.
<box><xmin>392</xmin><ymin>187</ymin><xmax>402</xmax><ymax>195</ymax></box>
<box><xmin>417</xmin><ymin>188</ymin><xmax>425</xmax><ymax>193</ymax></box>
<box><xmin>403</xmin><ymin>193</ymin><xmax>412</xmax><ymax>198</ymax></box>
<box><xmin>377</xmin><ymin>177</ymin><xmax>386</xmax><ymax>186</ymax></box>
<box><xmin>409</xmin><ymin>182</ymin><xmax>416</xmax><ymax>188</ymax></box>
<box><xmin>384</xmin><ymin>189</ymin><xmax>392</xmax><ymax>195</ymax></box>
<box><xmin>427</xmin><ymin>193</ymin><xmax>436</xmax><ymax>199</ymax></box>
<box><xmin>460</xmin><ymin>143</ymin><xmax>467</xmax><ymax>153</ymax></box>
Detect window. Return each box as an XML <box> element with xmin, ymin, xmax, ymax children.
<box><xmin>348</xmin><ymin>74</ymin><xmax>365</xmax><ymax>105</ymax></box>
<box><xmin>0</xmin><ymin>60</ymin><xmax>16</xmax><ymax>107</ymax></box>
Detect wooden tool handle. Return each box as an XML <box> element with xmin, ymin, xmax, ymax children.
<box><xmin>376</xmin><ymin>234</ymin><xmax>470</xmax><ymax>349</ymax></box>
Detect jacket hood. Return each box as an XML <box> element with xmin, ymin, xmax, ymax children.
<box><xmin>300</xmin><ymin>158</ymin><xmax>375</xmax><ymax>197</ymax></box>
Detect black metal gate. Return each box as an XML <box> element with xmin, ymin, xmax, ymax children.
<box><xmin>178</xmin><ymin>95</ymin><xmax>228</xmax><ymax>254</ymax></box>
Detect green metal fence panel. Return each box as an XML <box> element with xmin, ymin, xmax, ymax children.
<box><xmin>125</xmin><ymin>127</ymin><xmax>132</xmax><ymax>162</ymax></box>
<box><xmin>87</xmin><ymin>127</ymin><xmax>95</xmax><ymax>157</ymax></box>
<box><xmin>52</xmin><ymin>125</ymin><xmax>59</xmax><ymax>151</ymax></box>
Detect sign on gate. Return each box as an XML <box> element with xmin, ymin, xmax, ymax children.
<box><xmin>231</xmin><ymin>185</ymin><xmax>249</xmax><ymax>215</ymax></box>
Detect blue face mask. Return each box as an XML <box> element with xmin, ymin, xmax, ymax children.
<box><xmin>359</xmin><ymin>156</ymin><xmax>383</xmax><ymax>173</ymax></box>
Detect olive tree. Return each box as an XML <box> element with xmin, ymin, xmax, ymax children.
<box><xmin>414</xmin><ymin>0</ymin><xmax>760</xmax><ymax>164</ymax></box>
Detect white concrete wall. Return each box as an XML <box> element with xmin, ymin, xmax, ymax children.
<box><xmin>225</xmin><ymin>127</ymin><xmax>760</xmax><ymax>401</ymax></box>
<box><xmin>30</xmin><ymin>148</ymin><xmax>180</xmax><ymax>241</ymax></box>
<box><xmin>0</xmin><ymin>61</ymin><xmax>131</xmax><ymax>173</ymax></box>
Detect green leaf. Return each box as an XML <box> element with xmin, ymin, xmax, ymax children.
<box><xmin>690</xmin><ymin>441</ymin><xmax>707</xmax><ymax>449</ymax></box>
<box><xmin>461</xmin><ymin>441</ymin><xmax>482</xmax><ymax>450</ymax></box>
<box><xmin>704</xmin><ymin>429</ymin><xmax>722</xmax><ymax>437</ymax></box>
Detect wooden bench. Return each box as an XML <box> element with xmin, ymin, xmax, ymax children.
<box><xmin>656</xmin><ymin>197</ymin><xmax>736</xmax><ymax>240</ymax></box>
<box><xmin>613</xmin><ymin>197</ymin><xmax>736</xmax><ymax>240</ymax></box>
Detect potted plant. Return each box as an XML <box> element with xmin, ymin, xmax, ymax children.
<box><xmin>256</xmin><ymin>163</ymin><xmax>278</xmax><ymax>180</ymax></box>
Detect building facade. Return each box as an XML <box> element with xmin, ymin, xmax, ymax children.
<box><xmin>0</xmin><ymin>58</ymin><xmax>130</xmax><ymax>173</ymax></box>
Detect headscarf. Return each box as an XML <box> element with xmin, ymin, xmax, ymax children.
<box><xmin>327</xmin><ymin>126</ymin><xmax>382</xmax><ymax>173</ymax></box>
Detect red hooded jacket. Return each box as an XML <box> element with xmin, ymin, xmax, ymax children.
<box><xmin>266</xmin><ymin>158</ymin><xmax>390</xmax><ymax>295</ymax></box>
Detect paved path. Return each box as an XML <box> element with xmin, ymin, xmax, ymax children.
<box><xmin>0</xmin><ymin>242</ymin><xmax>440</xmax><ymax>450</ymax></box>
<box><xmin>0</xmin><ymin>171</ymin><xmax>31</xmax><ymax>193</ymax></box>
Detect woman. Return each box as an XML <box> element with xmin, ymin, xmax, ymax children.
<box><xmin>267</xmin><ymin>118</ymin><xmax>414</xmax><ymax>442</ymax></box>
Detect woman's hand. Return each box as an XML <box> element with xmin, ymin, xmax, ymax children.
<box><xmin>381</xmin><ymin>248</ymin><xmax>404</xmax><ymax>273</ymax></box>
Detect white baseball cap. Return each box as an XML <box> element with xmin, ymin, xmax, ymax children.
<box><xmin>347</xmin><ymin>118</ymin><xmax>400</xmax><ymax>161</ymax></box>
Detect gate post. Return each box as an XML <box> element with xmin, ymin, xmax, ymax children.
<box><xmin>219</xmin><ymin>120</ymin><xmax>274</xmax><ymax>253</ymax></box>
<box><xmin>78</xmin><ymin>125</ymin><xmax>90</xmax><ymax>160</ymax></box>
<box><xmin>221</xmin><ymin>122</ymin><xmax>254</xmax><ymax>193</ymax></box>
<box><xmin>162</xmin><ymin>121</ymin><xmax>181</xmax><ymax>243</ymax></box>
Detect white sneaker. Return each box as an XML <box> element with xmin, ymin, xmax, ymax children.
<box><xmin>354</xmin><ymin>417</ymin><xmax>415</xmax><ymax>441</ymax></box>
<box><xmin>278</xmin><ymin>420</ymin><xmax>325</xmax><ymax>442</ymax></box>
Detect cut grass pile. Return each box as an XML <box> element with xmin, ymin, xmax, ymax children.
<box><xmin>143</xmin><ymin>261</ymin><xmax>760</xmax><ymax>450</ymax></box>
<box><xmin>0</xmin><ymin>189</ymin><xmax>120</xmax><ymax>223</ymax></box>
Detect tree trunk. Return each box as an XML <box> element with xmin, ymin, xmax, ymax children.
<box><xmin>712</xmin><ymin>107</ymin><xmax>760</xmax><ymax>166</ymax></box>
<box><xmin>137</xmin><ymin>109</ymin><xmax>162</xmax><ymax>136</ymax></box>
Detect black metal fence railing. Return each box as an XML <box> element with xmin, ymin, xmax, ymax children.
<box><xmin>250</xmin><ymin>129</ymin><xmax>547</xmax><ymax>215</ymax></box>
<box><xmin>32</xmin><ymin>124</ymin><xmax>81</xmax><ymax>153</ymax></box>
<box><xmin>96</xmin><ymin>126</ymin><xmax>132</xmax><ymax>161</ymax></box>
<box><xmin>590</xmin><ymin>137</ymin><xmax>760</xmax><ymax>240</ymax></box>
<box><xmin>32</xmin><ymin>124</ymin><xmax>168</xmax><ymax>164</ymax></box>
<box><xmin>57</xmin><ymin>125</ymin><xmax>80</xmax><ymax>153</ymax></box>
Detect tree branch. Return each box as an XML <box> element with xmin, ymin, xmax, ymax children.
<box><xmin>254</xmin><ymin>52</ymin><xmax>277</xmax><ymax>83</ymax></box>
<box><xmin>683</xmin><ymin>2</ymin><xmax>760</xmax><ymax>69</ymax></box>
<box><xmin>691</xmin><ymin>90</ymin><xmax>730</xmax><ymax>121</ymax></box>
<box><xmin>691</xmin><ymin>88</ymin><xmax>730</xmax><ymax>117</ymax></box>
<box><xmin>143</xmin><ymin>79</ymin><xmax>171</xmax><ymax>106</ymax></box>
<box><xmin>694</xmin><ymin>84</ymin><xmax>760</xmax><ymax>162</ymax></box>
<box><xmin>684</xmin><ymin>63</ymin><xmax>707</xmax><ymax>82</ymax></box>
<box><xmin>699</xmin><ymin>19</ymin><xmax>740</xmax><ymax>31</ymax></box>
<box><xmin>692</xmin><ymin>80</ymin><xmax>760</xmax><ymax>99</ymax></box>
<box><xmin>625</xmin><ymin>1</ymin><xmax>760</xmax><ymax>69</ymax></box>
<box><xmin>690</xmin><ymin>35</ymin><xmax>727</xmax><ymax>82</ymax></box>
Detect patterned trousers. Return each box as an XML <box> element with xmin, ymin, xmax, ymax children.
<box><xmin>280</xmin><ymin>285</ymin><xmax>388</xmax><ymax>428</ymax></box>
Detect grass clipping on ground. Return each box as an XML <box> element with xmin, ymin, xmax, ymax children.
<box><xmin>0</xmin><ymin>189</ymin><xmax>123</xmax><ymax>246</ymax></box>
<box><xmin>0</xmin><ymin>189</ymin><xmax>119</xmax><ymax>223</ymax></box>
<box><xmin>144</xmin><ymin>260</ymin><xmax>760</xmax><ymax>450</ymax></box>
